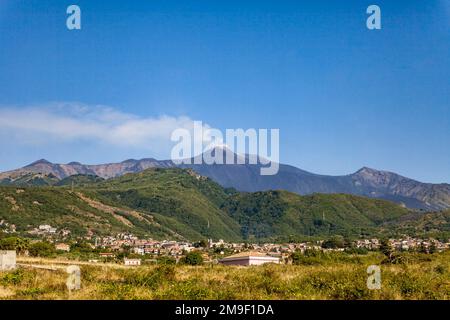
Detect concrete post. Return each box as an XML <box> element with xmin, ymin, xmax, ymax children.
<box><xmin>0</xmin><ymin>250</ymin><xmax>17</xmax><ymax>271</ymax></box>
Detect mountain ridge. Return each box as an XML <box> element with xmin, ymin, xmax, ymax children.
<box><xmin>1</xmin><ymin>153</ymin><xmax>449</xmax><ymax>211</ymax></box>
<box><xmin>2</xmin><ymin>167</ymin><xmax>440</xmax><ymax>241</ymax></box>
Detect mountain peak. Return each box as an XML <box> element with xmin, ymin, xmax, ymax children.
<box><xmin>121</xmin><ymin>159</ymin><xmax>138</xmax><ymax>164</ymax></box>
<box><xmin>355</xmin><ymin>167</ymin><xmax>402</xmax><ymax>178</ymax></box>
<box><xmin>204</xmin><ymin>145</ymin><xmax>235</xmax><ymax>155</ymax></box>
<box><xmin>27</xmin><ymin>159</ymin><xmax>53</xmax><ymax>166</ymax></box>
<box><xmin>67</xmin><ymin>161</ymin><xmax>82</xmax><ymax>166</ymax></box>
<box><xmin>356</xmin><ymin>167</ymin><xmax>378</xmax><ymax>174</ymax></box>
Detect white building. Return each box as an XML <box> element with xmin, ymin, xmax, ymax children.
<box><xmin>38</xmin><ymin>224</ymin><xmax>57</xmax><ymax>234</ymax></box>
<box><xmin>219</xmin><ymin>251</ymin><xmax>280</xmax><ymax>266</ymax></box>
<box><xmin>124</xmin><ymin>258</ymin><xmax>141</xmax><ymax>266</ymax></box>
<box><xmin>133</xmin><ymin>247</ymin><xmax>145</xmax><ymax>255</ymax></box>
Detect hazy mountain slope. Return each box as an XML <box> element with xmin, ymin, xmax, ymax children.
<box><xmin>0</xmin><ymin>158</ymin><xmax>175</xmax><ymax>180</ymax></box>
<box><xmin>349</xmin><ymin>167</ymin><xmax>450</xmax><ymax>211</ymax></box>
<box><xmin>184</xmin><ymin>163</ymin><xmax>450</xmax><ymax>211</ymax></box>
<box><xmin>184</xmin><ymin>162</ymin><xmax>352</xmax><ymax>194</ymax></box>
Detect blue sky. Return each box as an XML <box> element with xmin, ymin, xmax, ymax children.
<box><xmin>0</xmin><ymin>0</ymin><xmax>449</xmax><ymax>183</ymax></box>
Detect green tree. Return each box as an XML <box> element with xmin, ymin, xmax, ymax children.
<box><xmin>14</xmin><ymin>238</ymin><xmax>30</xmax><ymax>255</ymax></box>
<box><xmin>28</xmin><ymin>242</ymin><xmax>56</xmax><ymax>257</ymax></box>
<box><xmin>0</xmin><ymin>237</ymin><xmax>29</xmax><ymax>254</ymax></box>
<box><xmin>290</xmin><ymin>250</ymin><xmax>303</xmax><ymax>265</ymax></box>
<box><xmin>182</xmin><ymin>251</ymin><xmax>204</xmax><ymax>265</ymax></box>
<box><xmin>321</xmin><ymin>236</ymin><xmax>345</xmax><ymax>249</ymax></box>
<box><xmin>194</xmin><ymin>239</ymin><xmax>208</xmax><ymax>248</ymax></box>
<box><xmin>343</xmin><ymin>236</ymin><xmax>354</xmax><ymax>248</ymax></box>
<box><xmin>419</xmin><ymin>242</ymin><xmax>428</xmax><ymax>254</ymax></box>
<box><xmin>0</xmin><ymin>237</ymin><xmax>19</xmax><ymax>250</ymax></box>
<box><xmin>70</xmin><ymin>242</ymin><xmax>95</xmax><ymax>253</ymax></box>
<box><xmin>429</xmin><ymin>242</ymin><xmax>437</xmax><ymax>254</ymax></box>
<box><xmin>380</xmin><ymin>239</ymin><xmax>394</xmax><ymax>261</ymax></box>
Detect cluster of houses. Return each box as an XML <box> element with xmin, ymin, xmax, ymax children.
<box><xmin>77</xmin><ymin>235</ymin><xmax>448</xmax><ymax>266</ymax></box>
<box><xmin>96</xmin><ymin>236</ymin><xmax>308</xmax><ymax>259</ymax></box>
<box><xmin>3</xmin><ymin>225</ymin><xmax>449</xmax><ymax>267</ymax></box>
<box><xmin>132</xmin><ymin>240</ymin><xmax>197</xmax><ymax>256</ymax></box>
<box><xmin>26</xmin><ymin>224</ymin><xmax>71</xmax><ymax>238</ymax></box>
<box><xmin>29</xmin><ymin>224</ymin><xmax>57</xmax><ymax>235</ymax></box>
<box><xmin>354</xmin><ymin>237</ymin><xmax>448</xmax><ymax>251</ymax></box>
<box><xmin>355</xmin><ymin>238</ymin><xmax>380</xmax><ymax>250</ymax></box>
<box><xmin>0</xmin><ymin>220</ymin><xmax>16</xmax><ymax>234</ymax></box>
<box><xmin>94</xmin><ymin>235</ymin><xmax>196</xmax><ymax>256</ymax></box>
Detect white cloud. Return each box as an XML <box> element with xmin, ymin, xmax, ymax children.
<box><xmin>0</xmin><ymin>102</ymin><xmax>212</xmax><ymax>152</ymax></box>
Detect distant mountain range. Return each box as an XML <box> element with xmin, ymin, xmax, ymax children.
<box><xmin>1</xmin><ymin>148</ymin><xmax>449</xmax><ymax>211</ymax></box>
<box><xmin>2</xmin><ymin>167</ymin><xmax>448</xmax><ymax>241</ymax></box>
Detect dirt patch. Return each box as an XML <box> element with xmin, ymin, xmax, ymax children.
<box><xmin>4</xmin><ymin>196</ymin><xmax>20</xmax><ymax>211</ymax></box>
<box><xmin>75</xmin><ymin>193</ymin><xmax>135</xmax><ymax>227</ymax></box>
<box><xmin>67</xmin><ymin>205</ymin><xmax>105</xmax><ymax>222</ymax></box>
<box><xmin>0</xmin><ymin>286</ymin><xmax>15</xmax><ymax>298</ymax></box>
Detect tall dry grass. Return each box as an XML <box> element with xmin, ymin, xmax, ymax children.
<box><xmin>1</xmin><ymin>251</ymin><xmax>449</xmax><ymax>300</ymax></box>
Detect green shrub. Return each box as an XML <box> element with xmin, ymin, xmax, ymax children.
<box><xmin>100</xmin><ymin>282</ymin><xmax>135</xmax><ymax>300</ymax></box>
<box><xmin>394</xmin><ymin>273</ymin><xmax>427</xmax><ymax>298</ymax></box>
<box><xmin>299</xmin><ymin>269</ymin><xmax>370</xmax><ymax>300</ymax></box>
<box><xmin>434</xmin><ymin>264</ymin><xmax>447</xmax><ymax>275</ymax></box>
<box><xmin>28</xmin><ymin>241</ymin><xmax>56</xmax><ymax>257</ymax></box>
<box><xmin>166</xmin><ymin>278</ymin><xmax>212</xmax><ymax>299</ymax></box>
<box><xmin>182</xmin><ymin>251</ymin><xmax>204</xmax><ymax>266</ymax></box>
<box><xmin>16</xmin><ymin>287</ymin><xmax>47</xmax><ymax>298</ymax></box>
<box><xmin>123</xmin><ymin>265</ymin><xmax>176</xmax><ymax>289</ymax></box>
<box><xmin>157</xmin><ymin>256</ymin><xmax>176</xmax><ymax>265</ymax></box>
<box><xmin>322</xmin><ymin>236</ymin><xmax>345</xmax><ymax>249</ymax></box>
<box><xmin>344</xmin><ymin>247</ymin><xmax>368</xmax><ymax>255</ymax></box>
<box><xmin>0</xmin><ymin>237</ymin><xmax>29</xmax><ymax>254</ymax></box>
<box><xmin>0</xmin><ymin>269</ymin><xmax>25</xmax><ymax>286</ymax></box>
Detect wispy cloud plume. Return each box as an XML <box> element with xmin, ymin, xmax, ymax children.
<box><xmin>0</xmin><ymin>102</ymin><xmax>211</xmax><ymax>152</ymax></box>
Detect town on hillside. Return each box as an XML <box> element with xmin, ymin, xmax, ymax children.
<box><xmin>1</xmin><ymin>221</ymin><xmax>449</xmax><ymax>267</ymax></box>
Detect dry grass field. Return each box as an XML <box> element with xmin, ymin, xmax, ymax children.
<box><xmin>1</xmin><ymin>251</ymin><xmax>449</xmax><ymax>300</ymax></box>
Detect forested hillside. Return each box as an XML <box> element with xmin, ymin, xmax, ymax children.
<box><xmin>0</xmin><ymin>168</ymin><xmax>447</xmax><ymax>241</ymax></box>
